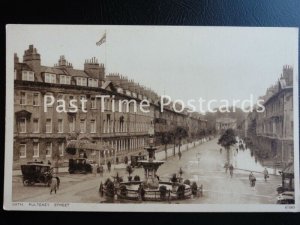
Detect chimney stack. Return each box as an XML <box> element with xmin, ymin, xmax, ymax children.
<box><xmin>23</xmin><ymin>45</ymin><xmax>41</xmax><ymax>71</ymax></box>
<box><xmin>84</xmin><ymin>57</ymin><xmax>105</xmax><ymax>81</ymax></box>
<box><xmin>54</xmin><ymin>55</ymin><xmax>73</xmax><ymax>68</ymax></box>
<box><xmin>14</xmin><ymin>53</ymin><xmax>19</xmax><ymax>65</ymax></box>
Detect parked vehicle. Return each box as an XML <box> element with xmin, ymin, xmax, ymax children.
<box><xmin>21</xmin><ymin>161</ymin><xmax>56</xmax><ymax>186</ymax></box>
<box><xmin>276</xmin><ymin>191</ymin><xmax>295</xmax><ymax>204</ymax></box>
<box><xmin>130</xmin><ymin>154</ymin><xmax>147</xmax><ymax>168</ymax></box>
<box><xmin>68</xmin><ymin>158</ymin><xmax>93</xmax><ymax>174</ymax></box>
<box><xmin>277</xmin><ymin>163</ymin><xmax>294</xmax><ymax>194</ymax></box>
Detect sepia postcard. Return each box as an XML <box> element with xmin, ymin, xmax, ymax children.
<box><xmin>4</xmin><ymin>25</ymin><xmax>299</xmax><ymax>212</ymax></box>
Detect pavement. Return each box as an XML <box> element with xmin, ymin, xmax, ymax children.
<box><xmin>12</xmin><ymin>137</ymin><xmax>281</xmax><ymax>204</ymax></box>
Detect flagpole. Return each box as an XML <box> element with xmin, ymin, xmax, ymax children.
<box><xmin>105</xmin><ymin>29</ymin><xmax>107</xmax><ymax>74</ymax></box>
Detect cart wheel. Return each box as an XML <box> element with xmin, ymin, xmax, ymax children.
<box><xmin>23</xmin><ymin>179</ymin><xmax>30</xmax><ymax>186</ymax></box>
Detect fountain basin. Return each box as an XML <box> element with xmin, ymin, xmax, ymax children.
<box><xmin>115</xmin><ymin>181</ymin><xmax>192</xmax><ymax>201</ymax></box>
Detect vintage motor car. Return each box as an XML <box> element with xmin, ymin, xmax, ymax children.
<box><xmin>276</xmin><ymin>191</ymin><xmax>295</xmax><ymax>204</ymax></box>
<box><xmin>130</xmin><ymin>154</ymin><xmax>147</xmax><ymax>168</ymax></box>
<box><xmin>68</xmin><ymin>158</ymin><xmax>93</xmax><ymax>174</ymax></box>
<box><xmin>21</xmin><ymin>161</ymin><xmax>57</xmax><ymax>186</ymax></box>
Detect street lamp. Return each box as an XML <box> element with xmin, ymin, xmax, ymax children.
<box><xmin>148</xmin><ymin>123</ymin><xmax>155</xmax><ymax>147</ymax></box>
<box><xmin>196</xmin><ymin>152</ymin><xmax>201</xmax><ymax>168</ymax></box>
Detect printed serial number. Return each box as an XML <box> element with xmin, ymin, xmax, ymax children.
<box><xmin>285</xmin><ymin>205</ymin><xmax>295</xmax><ymax>209</ymax></box>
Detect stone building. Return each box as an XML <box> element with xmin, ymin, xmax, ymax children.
<box><xmin>215</xmin><ymin>117</ymin><xmax>237</xmax><ymax>133</ymax></box>
<box><xmin>13</xmin><ymin>45</ymin><xmax>207</xmax><ymax>169</ymax></box>
<box><xmin>254</xmin><ymin>65</ymin><xmax>294</xmax><ymax>165</ymax></box>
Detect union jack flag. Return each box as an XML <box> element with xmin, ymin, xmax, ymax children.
<box><xmin>96</xmin><ymin>33</ymin><xmax>106</xmax><ymax>46</ymax></box>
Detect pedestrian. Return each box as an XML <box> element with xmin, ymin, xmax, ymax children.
<box><xmin>251</xmin><ymin>175</ymin><xmax>256</xmax><ymax>190</ymax></box>
<box><xmin>220</xmin><ymin>148</ymin><xmax>222</xmax><ymax>154</ymax></box>
<box><xmin>98</xmin><ymin>164</ymin><xmax>104</xmax><ymax>177</ymax></box>
<box><xmin>107</xmin><ymin>161</ymin><xmax>111</xmax><ymax>173</ymax></box>
<box><xmin>249</xmin><ymin>172</ymin><xmax>257</xmax><ymax>188</ymax></box>
<box><xmin>249</xmin><ymin>172</ymin><xmax>253</xmax><ymax>186</ymax></box>
<box><xmin>140</xmin><ymin>185</ymin><xmax>145</xmax><ymax>201</ymax></box>
<box><xmin>93</xmin><ymin>164</ymin><xmax>98</xmax><ymax>176</ymax></box>
<box><xmin>99</xmin><ymin>181</ymin><xmax>104</xmax><ymax>197</ymax></box>
<box><xmin>224</xmin><ymin>162</ymin><xmax>229</xmax><ymax>173</ymax></box>
<box><xmin>50</xmin><ymin>177</ymin><xmax>58</xmax><ymax>194</ymax></box>
<box><xmin>179</xmin><ymin>167</ymin><xmax>183</xmax><ymax>178</ymax></box>
<box><xmin>178</xmin><ymin>151</ymin><xmax>182</xmax><ymax>160</ymax></box>
<box><xmin>116</xmin><ymin>157</ymin><xmax>119</xmax><ymax>165</ymax></box>
<box><xmin>263</xmin><ymin>168</ymin><xmax>269</xmax><ymax>182</ymax></box>
<box><xmin>137</xmin><ymin>184</ymin><xmax>142</xmax><ymax>200</ymax></box>
<box><xmin>124</xmin><ymin>156</ymin><xmax>128</xmax><ymax>164</ymax></box>
<box><xmin>229</xmin><ymin>164</ymin><xmax>234</xmax><ymax>178</ymax></box>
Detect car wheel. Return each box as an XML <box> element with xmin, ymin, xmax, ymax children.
<box><xmin>23</xmin><ymin>179</ymin><xmax>30</xmax><ymax>186</ymax></box>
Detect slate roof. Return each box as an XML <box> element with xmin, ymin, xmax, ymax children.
<box><xmin>64</xmin><ymin>68</ymin><xmax>89</xmax><ymax>77</ymax></box>
<box><xmin>40</xmin><ymin>66</ymin><xmax>66</xmax><ymax>75</ymax></box>
<box><xmin>15</xmin><ymin>63</ymin><xmax>32</xmax><ymax>71</ymax></box>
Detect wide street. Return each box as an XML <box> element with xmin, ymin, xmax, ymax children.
<box><xmin>12</xmin><ymin>137</ymin><xmax>281</xmax><ymax>204</ymax></box>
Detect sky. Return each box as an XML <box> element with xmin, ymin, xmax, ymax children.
<box><xmin>7</xmin><ymin>25</ymin><xmax>298</xmax><ymax>111</ymax></box>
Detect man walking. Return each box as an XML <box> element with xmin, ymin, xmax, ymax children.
<box><xmin>98</xmin><ymin>164</ymin><xmax>104</xmax><ymax>177</ymax></box>
<box><xmin>178</xmin><ymin>151</ymin><xmax>182</xmax><ymax>160</ymax></box>
<box><xmin>107</xmin><ymin>161</ymin><xmax>111</xmax><ymax>173</ymax></box>
<box><xmin>229</xmin><ymin>164</ymin><xmax>234</xmax><ymax>178</ymax></box>
<box><xmin>224</xmin><ymin>162</ymin><xmax>229</xmax><ymax>173</ymax></box>
<box><xmin>249</xmin><ymin>172</ymin><xmax>254</xmax><ymax>186</ymax></box>
<box><xmin>263</xmin><ymin>168</ymin><xmax>269</xmax><ymax>182</ymax></box>
<box><xmin>50</xmin><ymin>177</ymin><xmax>58</xmax><ymax>194</ymax></box>
<box><xmin>249</xmin><ymin>172</ymin><xmax>256</xmax><ymax>189</ymax></box>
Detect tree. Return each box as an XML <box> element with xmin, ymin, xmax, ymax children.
<box><xmin>175</xmin><ymin>126</ymin><xmax>188</xmax><ymax>154</ymax></box>
<box><xmin>218</xmin><ymin>128</ymin><xmax>237</xmax><ymax>163</ymax></box>
<box><xmin>161</xmin><ymin>132</ymin><xmax>171</xmax><ymax>160</ymax></box>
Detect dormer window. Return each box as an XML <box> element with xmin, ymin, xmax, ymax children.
<box><xmin>60</xmin><ymin>75</ymin><xmax>71</xmax><ymax>85</ymax></box>
<box><xmin>88</xmin><ymin>78</ymin><xmax>98</xmax><ymax>87</ymax></box>
<box><xmin>76</xmin><ymin>77</ymin><xmax>87</xmax><ymax>86</ymax></box>
<box><xmin>117</xmin><ymin>88</ymin><xmax>123</xmax><ymax>94</ymax></box>
<box><xmin>126</xmin><ymin>90</ymin><xmax>131</xmax><ymax>96</ymax></box>
<box><xmin>45</xmin><ymin>73</ymin><xmax>56</xmax><ymax>83</ymax></box>
<box><xmin>22</xmin><ymin>71</ymin><xmax>34</xmax><ymax>81</ymax></box>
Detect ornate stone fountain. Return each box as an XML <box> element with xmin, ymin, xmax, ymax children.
<box><xmin>138</xmin><ymin>145</ymin><xmax>164</xmax><ymax>189</ymax></box>
<box><xmin>105</xmin><ymin>131</ymin><xmax>193</xmax><ymax>201</ymax></box>
<box><xmin>104</xmin><ymin>127</ymin><xmax>196</xmax><ymax>201</ymax></box>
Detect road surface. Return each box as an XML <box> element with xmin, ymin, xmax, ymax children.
<box><xmin>12</xmin><ymin>138</ymin><xmax>281</xmax><ymax>204</ymax></box>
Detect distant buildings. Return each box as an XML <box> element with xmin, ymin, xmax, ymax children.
<box><xmin>239</xmin><ymin>65</ymin><xmax>294</xmax><ymax>165</ymax></box>
<box><xmin>13</xmin><ymin>45</ymin><xmax>207</xmax><ymax>169</ymax></box>
<box><xmin>215</xmin><ymin>117</ymin><xmax>237</xmax><ymax>133</ymax></box>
